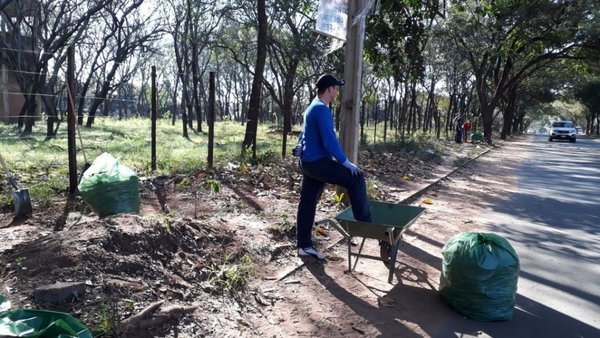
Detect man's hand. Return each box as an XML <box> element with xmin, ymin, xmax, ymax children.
<box><xmin>342</xmin><ymin>159</ymin><xmax>362</xmax><ymax>176</ymax></box>
<box><xmin>292</xmin><ymin>144</ymin><xmax>303</xmax><ymax>157</ymax></box>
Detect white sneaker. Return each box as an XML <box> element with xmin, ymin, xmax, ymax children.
<box><xmin>298</xmin><ymin>246</ymin><xmax>325</xmax><ymax>260</ymax></box>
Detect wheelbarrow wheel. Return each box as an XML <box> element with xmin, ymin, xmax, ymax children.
<box><xmin>379</xmin><ymin>241</ymin><xmax>392</xmax><ymax>267</ymax></box>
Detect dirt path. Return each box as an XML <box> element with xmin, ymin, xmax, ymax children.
<box><xmin>242</xmin><ymin>137</ymin><xmax>530</xmax><ymax>338</ymax></box>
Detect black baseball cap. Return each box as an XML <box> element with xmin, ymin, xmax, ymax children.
<box><xmin>316</xmin><ymin>74</ymin><xmax>345</xmax><ymax>90</ymax></box>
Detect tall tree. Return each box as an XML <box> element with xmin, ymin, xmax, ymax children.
<box><xmin>85</xmin><ymin>0</ymin><xmax>163</xmax><ymax>127</ymax></box>
<box><xmin>0</xmin><ymin>0</ymin><xmax>111</xmax><ymax>134</ymax></box>
<box><xmin>364</xmin><ymin>0</ymin><xmax>442</xmax><ymax>138</ymax></box>
<box><xmin>574</xmin><ymin>81</ymin><xmax>600</xmax><ymax>135</ymax></box>
<box><xmin>262</xmin><ymin>0</ymin><xmax>324</xmax><ymax>157</ymax></box>
<box><xmin>241</xmin><ymin>0</ymin><xmax>267</xmax><ymax>158</ymax></box>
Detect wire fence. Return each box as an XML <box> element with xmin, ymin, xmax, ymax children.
<box><xmin>0</xmin><ymin>66</ymin><xmax>284</xmax><ymax>193</ymax></box>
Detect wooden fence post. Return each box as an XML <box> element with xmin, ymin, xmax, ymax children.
<box><xmin>208</xmin><ymin>71</ymin><xmax>215</xmax><ymax>168</ymax></box>
<box><xmin>67</xmin><ymin>46</ymin><xmax>77</xmax><ymax>196</ymax></box>
<box><xmin>151</xmin><ymin>66</ymin><xmax>157</xmax><ymax>171</ymax></box>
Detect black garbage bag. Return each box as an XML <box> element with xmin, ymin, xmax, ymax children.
<box><xmin>439</xmin><ymin>232</ymin><xmax>520</xmax><ymax>321</ymax></box>
<box><xmin>78</xmin><ymin>153</ymin><xmax>140</xmax><ymax>217</ymax></box>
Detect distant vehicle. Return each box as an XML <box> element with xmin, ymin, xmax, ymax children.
<box><xmin>576</xmin><ymin>127</ymin><xmax>583</xmax><ymax>134</ymax></box>
<box><xmin>548</xmin><ymin>121</ymin><xmax>576</xmax><ymax>142</ymax></box>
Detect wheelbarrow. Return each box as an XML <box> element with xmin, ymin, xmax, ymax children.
<box><xmin>318</xmin><ymin>200</ymin><xmax>425</xmax><ymax>283</ymax></box>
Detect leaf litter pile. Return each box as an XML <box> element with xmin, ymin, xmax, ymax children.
<box><xmin>0</xmin><ymin>143</ymin><xmax>463</xmax><ymax>337</ymax></box>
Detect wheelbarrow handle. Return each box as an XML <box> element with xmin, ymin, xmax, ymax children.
<box><xmin>0</xmin><ymin>153</ymin><xmax>19</xmax><ymax>189</ymax></box>
<box><xmin>316</xmin><ymin>219</ymin><xmax>350</xmax><ymax>238</ymax></box>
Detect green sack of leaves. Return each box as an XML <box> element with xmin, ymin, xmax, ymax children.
<box><xmin>0</xmin><ymin>295</ymin><xmax>91</xmax><ymax>338</ymax></box>
<box><xmin>439</xmin><ymin>232</ymin><xmax>520</xmax><ymax>321</ymax></box>
<box><xmin>0</xmin><ymin>310</ymin><xmax>92</xmax><ymax>338</ymax></box>
<box><xmin>471</xmin><ymin>132</ymin><xmax>484</xmax><ymax>142</ymax></box>
<box><xmin>0</xmin><ymin>295</ymin><xmax>10</xmax><ymax>313</ymax></box>
<box><xmin>78</xmin><ymin>152</ymin><xmax>140</xmax><ymax>218</ymax></box>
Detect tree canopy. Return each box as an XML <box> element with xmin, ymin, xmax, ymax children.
<box><xmin>1</xmin><ymin>0</ymin><xmax>599</xmax><ymax>145</ymax></box>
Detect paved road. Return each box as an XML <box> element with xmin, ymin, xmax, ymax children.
<box><xmin>443</xmin><ymin>135</ymin><xmax>600</xmax><ymax>337</ymax></box>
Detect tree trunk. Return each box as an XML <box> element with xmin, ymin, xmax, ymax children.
<box><xmin>182</xmin><ymin>96</ymin><xmax>189</xmax><ymax>138</ymax></box>
<box><xmin>241</xmin><ymin>0</ymin><xmax>267</xmax><ymax>158</ymax></box>
<box><xmin>434</xmin><ymin>106</ymin><xmax>441</xmax><ymax>139</ymax></box>
<box><xmin>23</xmin><ymin>94</ymin><xmax>37</xmax><ymax>134</ymax></box>
<box><xmin>400</xmin><ymin>81</ymin><xmax>410</xmax><ymax>141</ymax></box>
<box><xmin>335</xmin><ymin>104</ymin><xmax>340</xmax><ymax>132</ymax></box>
<box><xmin>43</xmin><ymin>93</ymin><xmax>58</xmax><ymax>138</ymax></box>
<box><xmin>424</xmin><ymin>75</ymin><xmax>436</xmax><ymax>133</ymax></box>
<box><xmin>481</xmin><ymin>104</ymin><xmax>495</xmax><ymax>144</ymax></box>
<box><xmin>192</xmin><ymin>43</ymin><xmax>203</xmax><ymax>133</ymax></box>
<box><xmin>171</xmin><ymin>93</ymin><xmax>177</xmax><ymax>126</ymax></box>
<box><xmin>360</xmin><ymin>99</ymin><xmax>365</xmax><ymax>144</ymax></box>
<box><xmin>280</xmin><ymin>61</ymin><xmax>298</xmax><ymax>158</ymax></box>
<box><xmin>373</xmin><ymin>101</ymin><xmax>378</xmax><ymax>144</ymax></box>
<box><xmin>383</xmin><ymin>99</ymin><xmax>388</xmax><ymax>143</ymax></box>
<box><xmin>407</xmin><ymin>82</ymin><xmax>418</xmax><ymax>136</ymax></box>
<box><xmin>501</xmin><ymin>87</ymin><xmax>517</xmax><ymax>140</ymax></box>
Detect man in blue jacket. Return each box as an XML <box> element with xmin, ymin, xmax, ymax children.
<box><xmin>296</xmin><ymin>74</ymin><xmax>372</xmax><ymax>260</ymax></box>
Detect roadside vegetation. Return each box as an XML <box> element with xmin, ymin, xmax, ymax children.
<box><xmin>0</xmin><ymin>117</ymin><xmax>459</xmax><ymax>209</ymax></box>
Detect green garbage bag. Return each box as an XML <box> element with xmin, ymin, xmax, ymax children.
<box><xmin>78</xmin><ymin>152</ymin><xmax>140</xmax><ymax>217</ymax></box>
<box><xmin>471</xmin><ymin>132</ymin><xmax>484</xmax><ymax>142</ymax></box>
<box><xmin>0</xmin><ymin>295</ymin><xmax>10</xmax><ymax>313</ymax></box>
<box><xmin>439</xmin><ymin>232</ymin><xmax>520</xmax><ymax>321</ymax></box>
<box><xmin>0</xmin><ymin>307</ymin><xmax>91</xmax><ymax>338</ymax></box>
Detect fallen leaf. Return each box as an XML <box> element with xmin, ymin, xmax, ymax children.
<box><xmin>403</xmin><ymin>175</ymin><xmax>410</xmax><ymax>181</ymax></box>
<box><xmin>328</xmin><ymin>256</ymin><xmax>344</xmax><ymax>262</ymax></box>
<box><xmin>422</xmin><ymin>199</ymin><xmax>433</xmax><ymax>205</ymax></box>
<box><xmin>314</xmin><ymin>225</ymin><xmax>329</xmax><ymax>236</ymax></box>
<box><xmin>254</xmin><ymin>293</ymin><xmax>270</xmax><ymax>306</ymax></box>
<box><xmin>237</xmin><ymin>318</ymin><xmax>251</xmax><ymax>327</ymax></box>
<box><xmin>283</xmin><ymin>280</ymin><xmax>301</xmax><ymax>285</ymax></box>
<box><xmin>352</xmin><ymin>326</ymin><xmax>365</xmax><ymax>334</ymax></box>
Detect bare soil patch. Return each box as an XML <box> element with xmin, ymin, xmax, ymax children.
<box><xmin>0</xmin><ymin>137</ymin><xmax>529</xmax><ymax>337</ymax></box>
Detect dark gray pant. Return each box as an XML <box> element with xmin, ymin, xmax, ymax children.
<box><xmin>296</xmin><ymin>158</ymin><xmax>372</xmax><ymax>248</ymax></box>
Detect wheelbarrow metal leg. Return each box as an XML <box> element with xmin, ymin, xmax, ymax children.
<box><xmin>352</xmin><ymin>237</ymin><xmax>367</xmax><ymax>272</ymax></box>
<box><xmin>347</xmin><ymin>237</ymin><xmax>352</xmax><ymax>272</ymax></box>
<box><xmin>386</xmin><ymin>229</ymin><xmax>401</xmax><ymax>283</ymax></box>
<box><xmin>387</xmin><ymin>242</ymin><xmax>400</xmax><ymax>283</ymax></box>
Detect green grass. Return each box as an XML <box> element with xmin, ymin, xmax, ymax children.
<box><xmin>0</xmin><ymin>119</ymin><xmax>286</xmax><ymax>204</ymax></box>
<box><xmin>209</xmin><ymin>252</ymin><xmax>257</xmax><ymax>291</ymax></box>
<box><xmin>90</xmin><ymin>297</ymin><xmax>131</xmax><ymax>337</ymax></box>
<box><xmin>0</xmin><ymin>119</ymin><xmax>283</xmax><ymax>177</ymax></box>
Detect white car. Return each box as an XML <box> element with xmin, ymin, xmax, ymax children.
<box><xmin>548</xmin><ymin>121</ymin><xmax>576</xmax><ymax>143</ymax></box>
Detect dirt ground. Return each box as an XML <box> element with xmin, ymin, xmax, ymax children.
<box><xmin>0</xmin><ymin>136</ymin><xmax>529</xmax><ymax>337</ymax></box>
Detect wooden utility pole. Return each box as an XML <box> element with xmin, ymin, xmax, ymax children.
<box><xmin>338</xmin><ymin>0</ymin><xmax>366</xmax><ymax>203</ymax></box>
<box><xmin>340</xmin><ymin>0</ymin><xmax>366</xmax><ymax>163</ymax></box>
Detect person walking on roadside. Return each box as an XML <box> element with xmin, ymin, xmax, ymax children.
<box><xmin>294</xmin><ymin>74</ymin><xmax>372</xmax><ymax>260</ymax></box>
<box><xmin>454</xmin><ymin>115</ymin><xmax>464</xmax><ymax>144</ymax></box>
<box><xmin>463</xmin><ymin>119</ymin><xmax>472</xmax><ymax>143</ymax></box>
